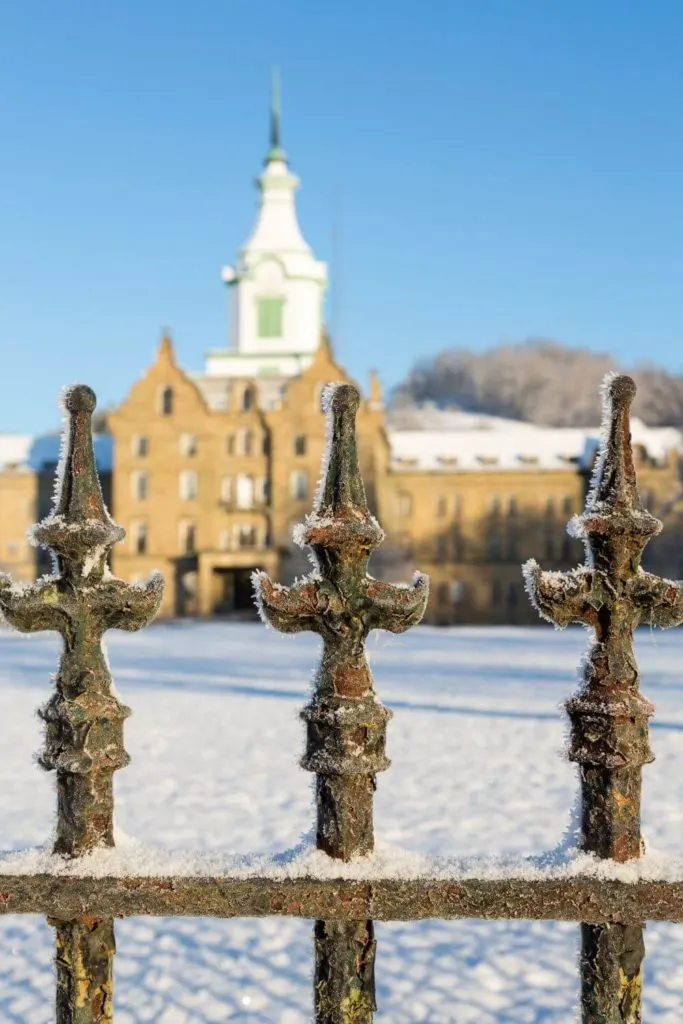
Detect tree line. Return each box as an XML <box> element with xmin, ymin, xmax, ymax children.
<box><xmin>390</xmin><ymin>340</ymin><xmax>683</xmax><ymax>427</ymax></box>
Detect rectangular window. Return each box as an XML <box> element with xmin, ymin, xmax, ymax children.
<box><xmin>132</xmin><ymin>436</ymin><xmax>149</xmax><ymax>457</ymax></box>
<box><xmin>236</xmin><ymin>474</ymin><xmax>255</xmax><ymax>509</ymax></box>
<box><xmin>220</xmin><ymin>476</ymin><xmax>232</xmax><ymax>503</ymax></box>
<box><xmin>294</xmin><ymin>435</ymin><xmax>307</xmax><ymax>456</ymax></box>
<box><xmin>237</xmin><ymin>524</ymin><xmax>258</xmax><ymax>549</ymax></box>
<box><xmin>397</xmin><ymin>492</ymin><xmax>412</xmax><ymax>518</ymax></box>
<box><xmin>179</xmin><ymin>470</ymin><xmax>198</xmax><ymax>500</ymax></box>
<box><xmin>256</xmin><ymin>297</ymin><xmax>285</xmax><ymax>338</ymax></box>
<box><xmin>180</xmin><ymin>522</ymin><xmax>196</xmax><ymax>554</ymax></box>
<box><xmin>290</xmin><ymin>470</ymin><xmax>309</xmax><ymax>501</ymax></box>
<box><xmin>132</xmin><ymin>521</ymin><xmax>147</xmax><ymax>555</ymax></box>
<box><xmin>180</xmin><ymin>433</ymin><xmax>198</xmax><ymax>457</ymax></box>
<box><xmin>131</xmin><ymin>471</ymin><xmax>148</xmax><ymax>501</ymax></box>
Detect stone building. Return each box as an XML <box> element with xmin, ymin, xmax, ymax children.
<box><xmin>3</xmin><ymin>81</ymin><xmax>681</xmax><ymax>623</ymax></box>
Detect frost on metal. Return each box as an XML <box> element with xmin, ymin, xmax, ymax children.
<box><xmin>255</xmin><ymin>381</ymin><xmax>428</xmax><ymax>1024</ymax></box>
<box><xmin>0</xmin><ymin>384</ymin><xmax>164</xmax><ymax>1024</ymax></box>
<box><xmin>523</xmin><ymin>373</ymin><xmax>683</xmax><ymax>1024</ymax></box>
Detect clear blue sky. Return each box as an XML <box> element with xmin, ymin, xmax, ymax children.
<box><xmin>1</xmin><ymin>1</ymin><xmax>683</xmax><ymax>433</ymax></box>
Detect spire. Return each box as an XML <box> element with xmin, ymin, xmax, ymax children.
<box><xmin>266</xmin><ymin>66</ymin><xmax>287</xmax><ymax>164</ymax></box>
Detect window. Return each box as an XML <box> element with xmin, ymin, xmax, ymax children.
<box><xmin>180</xmin><ymin>433</ymin><xmax>198</xmax><ymax>457</ymax></box>
<box><xmin>436</xmin><ymin>535</ymin><xmax>448</xmax><ymax>560</ymax></box>
<box><xmin>262</xmin><ymin>433</ymin><xmax>271</xmax><ymax>456</ymax></box>
<box><xmin>437</xmin><ymin>582</ymin><xmax>449</xmax><ymax>606</ymax></box>
<box><xmin>397</xmin><ymin>492</ymin><xmax>412</xmax><ymax>518</ymax></box>
<box><xmin>546</xmin><ymin>498</ymin><xmax>556</xmax><ymax>517</ymax></box>
<box><xmin>490</xmin><ymin>495</ymin><xmax>501</xmax><ymax>516</ymax></box>
<box><xmin>132</xmin><ymin>436</ymin><xmax>149</xmax><ymax>457</ymax></box>
<box><xmin>507</xmin><ymin>534</ymin><xmax>518</xmax><ymax>560</ymax></box>
<box><xmin>257</xmin><ymin>477</ymin><xmax>269</xmax><ymax>504</ymax></box>
<box><xmin>179</xmin><ymin>470</ymin><xmax>198</xmax><ymax>500</ymax></box>
<box><xmin>545</xmin><ymin>534</ymin><xmax>556</xmax><ymax>560</ymax></box>
<box><xmin>242</xmin><ymin>386</ymin><xmax>255</xmax><ymax>411</ymax></box>
<box><xmin>290</xmin><ymin>470</ymin><xmax>309</xmax><ymax>501</ymax></box>
<box><xmin>450</xmin><ymin>581</ymin><xmax>465</xmax><ymax>604</ymax></box>
<box><xmin>219</xmin><ymin>529</ymin><xmax>231</xmax><ymax>552</ymax></box>
<box><xmin>294</xmin><ymin>435</ymin><xmax>307</xmax><ymax>456</ymax></box>
<box><xmin>220</xmin><ymin>476</ymin><xmax>232</xmax><ymax>503</ymax></box>
<box><xmin>436</xmin><ymin>496</ymin><xmax>447</xmax><ymax>518</ymax></box>
<box><xmin>239</xmin><ymin>429</ymin><xmax>254</xmax><ymax>457</ymax></box>
<box><xmin>180</xmin><ymin>521</ymin><xmax>196</xmax><ymax>554</ymax></box>
<box><xmin>507</xmin><ymin>582</ymin><xmax>519</xmax><ymax>609</ymax></box>
<box><xmin>160</xmin><ymin>386</ymin><xmax>174</xmax><ymax>416</ymax></box>
<box><xmin>562</xmin><ymin>496</ymin><xmax>574</xmax><ymax>515</ymax></box>
<box><xmin>561</xmin><ymin>536</ymin><xmax>573</xmax><ymax>560</ymax></box>
<box><xmin>131</xmin><ymin>521</ymin><xmax>147</xmax><ymax>555</ymax></box>
<box><xmin>256</xmin><ymin>296</ymin><xmax>285</xmax><ymax>338</ymax></box>
<box><xmin>488</xmin><ymin>535</ymin><xmax>502</xmax><ymax>561</ymax></box>
<box><xmin>236</xmin><ymin>524</ymin><xmax>257</xmax><ymax>549</ymax></box>
<box><xmin>131</xmin><ymin>471</ymin><xmax>148</xmax><ymax>501</ymax></box>
<box><xmin>492</xmin><ymin>579</ymin><xmax>503</xmax><ymax>607</ymax></box>
<box><xmin>226</xmin><ymin>434</ymin><xmax>236</xmax><ymax>456</ymax></box>
<box><xmin>508</xmin><ymin>497</ymin><xmax>518</xmax><ymax>518</ymax></box>
<box><xmin>236</xmin><ymin>474</ymin><xmax>255</xmax><ymax>509</ymax></box>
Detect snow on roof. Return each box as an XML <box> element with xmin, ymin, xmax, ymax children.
<box><xmin>387</xmin><ymin>416</ymin><xmax>682</xmax><ymax>473</ymax></box>
<box><xmin>0</xmin><ymin>435</ymin><xmax>33</xmax><ymax>470</ymax></box>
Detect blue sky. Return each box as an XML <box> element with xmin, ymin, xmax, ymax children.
<box><xmin>1</xmin><ymin>1</ymin><xmax>683</xmax><ymax>433</ymax></box>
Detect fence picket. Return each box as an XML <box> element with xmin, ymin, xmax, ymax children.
<box><xmin>0</xmin><ymin>385</ymin><xmax>163</xmax><ymax>1023</ymax></box>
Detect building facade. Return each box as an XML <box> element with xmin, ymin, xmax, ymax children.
<box><xmin>2</xmin><ymin>81</ymin><xmax>681</xmax><ymax>623</ymax></box>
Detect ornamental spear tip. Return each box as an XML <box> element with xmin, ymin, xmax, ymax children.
<box><xmin>318</xmin><ymin>383</ymin><xmax>368</xmax><ymax>514</ymax></box>
<box><xmin>55</xmin><ymin>384</ymin><xmax>111</xmax><ymax>525</ymax></box>
<box><xmin>589</xmin><ymin>373</ymin><xmax>640</xmax><ymax>512</ymax></box>
<box><xmin>32</xmin><ymin>384</ymin><xmax>123</xmax><ymax>575</ymax></box>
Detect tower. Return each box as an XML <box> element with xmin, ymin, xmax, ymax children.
<box><xmin>205</xmin><ymin>70</ymin><xmax>328</xmax><ymax>379</ymax></box>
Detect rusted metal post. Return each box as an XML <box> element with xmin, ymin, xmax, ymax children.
<box><xmin>255</xmin><ymin>382</ymin><xmax>428</xmax><ymax>1024</ymax></box>
<box><xmin>0</xmin><ymin>385</ymin><xmax>163</xmax><ymax>1024</ymax></box>
<box><xmin>525</xmin><ymin>373</ymin><xmax>683</xmax><ymax>1024</ymax></box>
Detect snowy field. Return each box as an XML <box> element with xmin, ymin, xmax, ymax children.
<box><xmin>2</xmin><ymin>621</ymin><xmax>683</xmax><ymax>1022</ymax></box>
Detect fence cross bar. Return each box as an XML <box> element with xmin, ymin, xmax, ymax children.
<box><xmin>1</xmin><ymin>871</ymin><xmax>683</xmax><ymax>923</ymax></box>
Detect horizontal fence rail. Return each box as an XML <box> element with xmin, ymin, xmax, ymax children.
<box><xmin>0</xmin><ymin>371</ymin><xmax>682</xmax><ymax>1023</ymax></box>
<box><xmin>2</xmin><ymin>873</ymin><xmax>683</xmax><ymax>923</ymax></box>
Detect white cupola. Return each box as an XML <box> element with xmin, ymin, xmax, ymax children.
<box><xmin>206</xmin><ymin>70</ymin><xmax>327</xmax><ymax>379</ymax></box>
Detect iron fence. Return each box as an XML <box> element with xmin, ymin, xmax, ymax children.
<box><xmin>0</xmin><ymin>373</ymin><xmax>681</xmax><ymax>1023</ymax></box>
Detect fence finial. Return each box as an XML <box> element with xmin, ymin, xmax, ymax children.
<box><xmin>524</xmin><ymin>371</ymin><xmax>683</xmax><ymax>1023</ymax></box>
<box><xmin>0</xmin><ymin>384</ymin><xmax>164</xmax><ymax>856</ymax></box>
<box><xmin>255</xmin><ymin>380</ymin><xmax>428</xmax><ymax>1024</ymax></box>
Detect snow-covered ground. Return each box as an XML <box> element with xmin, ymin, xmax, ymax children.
<box><xmin>2</xmin><ymin>621</ymin><xmax>683</xmax><ymax>1022</ymax></box>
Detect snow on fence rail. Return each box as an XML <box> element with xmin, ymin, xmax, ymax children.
<box><xmin>0</xmin><ymin>374</ymin><xmax>681</xmax><ymax>1024</ymax></box>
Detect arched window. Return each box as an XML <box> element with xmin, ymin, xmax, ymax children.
<box><xmin>160</xmin><ymin>386</ymin><xmax>174</xmax><ymax>416</ymax></box>
<box><xmin>179</xmin><ymin>470</ymin><xmax>198</xmax><ymax>500</ymax></box>
<box><xmin>242</xmin><ymin>386</ymin><xmax>255</xmax><ymax>411</ymax></box>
